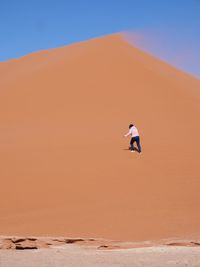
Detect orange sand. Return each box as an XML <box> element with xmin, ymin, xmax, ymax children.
<box><xmin>0</xmin><ymin>34</ymin><xmax>200</xmax><ymax>241</ymax></box>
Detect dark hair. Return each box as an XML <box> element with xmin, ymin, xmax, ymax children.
<box><xmin>129</xmin><ymin>124</ymin><xmax>134</xmax><ymax>129</ymax></box>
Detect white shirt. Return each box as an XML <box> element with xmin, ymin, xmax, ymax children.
<box><xmin>126</xmin><ymin>126</ymin><xmax>139</xmax><ymax>137</ymax></box>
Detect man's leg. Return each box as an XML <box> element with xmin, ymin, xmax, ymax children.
<box><xmin>130</xmin><ymin>138</ymin><xmax>135</xmax><ymax>151</ymax></box>
<box><xmin>136</xmin><ymin>136</ymin><xmax>141</xmax><ymax>153</ymax></box>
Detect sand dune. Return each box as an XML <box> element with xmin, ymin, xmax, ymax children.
<box><xmin>0</xmin><ymin>34</ymin><xmax>200</xmax><ymax>241</ymax></box>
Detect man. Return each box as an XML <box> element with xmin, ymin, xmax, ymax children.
<box><xmin>124</xmin><ymin>124</ymin><xmax>142</xmax><ymax>153</ymax></box>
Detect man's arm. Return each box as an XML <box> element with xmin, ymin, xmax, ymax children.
<box><xmin>124</xmin><ymin>130</ymin><xmax>131</xmax><ymax>137</ymax></box>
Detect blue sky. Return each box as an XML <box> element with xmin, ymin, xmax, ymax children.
<box><xmin>0</xmin><ymin>0</ymin><xmax>200</xmax><ymax>77</ymax></box>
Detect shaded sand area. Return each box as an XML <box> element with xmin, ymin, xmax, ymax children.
<box><xmin>1</xmin><ymin>237</ymin><xmax>200</xmax><ymax>267</ymax></box>
<box><xmin>0</xmin><ymin>33</ymin><xmax>200</xmax><ymax>242</ymax></box>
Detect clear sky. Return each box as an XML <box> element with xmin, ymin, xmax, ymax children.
<box><xmin>0</xmin><ymin>0</ymin><xmax>200</xmax><ymax>77</ymax></box>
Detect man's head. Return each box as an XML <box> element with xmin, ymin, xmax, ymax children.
<box><xmin>129</xmin><ymin>124</ymin><xmax>134</xmax><ymax>129</ymax></box>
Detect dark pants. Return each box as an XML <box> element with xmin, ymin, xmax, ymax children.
<box><xmin>130</xmin><ymin>136</ymin><xmax>141</xmax><ymax>152</ymax></box>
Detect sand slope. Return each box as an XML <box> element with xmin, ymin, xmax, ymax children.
<box><xmin>0</xmin><ymin>34</ymin><xmax>200</xmax><ymax>241</ymax></box>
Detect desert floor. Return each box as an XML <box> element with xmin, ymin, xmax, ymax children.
<box><xmin>1</xmin><ymin>245</ymin><xmax>200</xmax><ymax>267</ymax></box>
